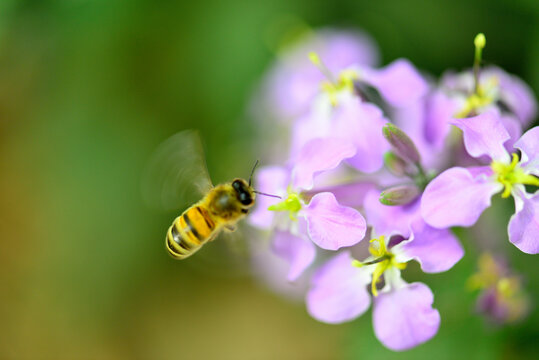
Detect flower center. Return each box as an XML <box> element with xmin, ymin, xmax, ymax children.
<box><xmin>454</xmin><ymin>77</ymin><xmax>498</xmax><ymax>118</ymax></box>
<box><xmin>309</xmin><ymin>51</ymin><xmax>359</xmax><ymax>106</ymax></box>
<box><xmin>267</xmin><ymin>191</ymin><xmax>302</xmax><ymax>220</ymax></box>
<box><xmin>352</xmin><ymin>236</ymin><xmax>407</xmax><ymax>296</ymax></box>
<box><xmin>491</xmin><ymin>153</ymin><xmax>539</xmax><ymax>198</ymax></box>
<box><xmin>320</xmin><ymin>69</ymin><xmax>358</xmax><ymax>106</ymax></box>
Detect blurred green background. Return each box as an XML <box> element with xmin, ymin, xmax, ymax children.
<box><xmin>1</xmin><ymin>0</ymin><xmax>538</xmax><ymax>359</ymax></box>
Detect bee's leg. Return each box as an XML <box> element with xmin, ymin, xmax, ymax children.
<box><xmin>224</xmin><ymin>224</ymin><xmax>237</xmax><ymax>232</ymax></box>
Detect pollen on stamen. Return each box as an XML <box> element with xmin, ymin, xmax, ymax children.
<box><xmin>491</xmin><ymin>153</ymin><xmax>539</xmax><ymax>198</ymax></box>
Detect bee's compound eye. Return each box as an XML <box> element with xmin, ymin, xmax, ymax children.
<box><xmin>239</xmin><ymin>192</ymin><xmax>252</xmax><ymax>205</ymax></box>
<box><xmin>232</xmin><ymin>180</ymin><xmax>241</xmax><ymax>190</ymax></box>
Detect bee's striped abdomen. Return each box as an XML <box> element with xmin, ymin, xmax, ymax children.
<box><xmin>166</xmin><ymin>205</ymin><xmax>216</xmax><ymax>259</ymax></box>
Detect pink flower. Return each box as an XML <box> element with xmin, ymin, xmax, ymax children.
<box><xmin>421</xmin><ymin>110</ymin><xmax>539</xmax><ymax>253</ymax></box>
<box><xmin>306</xmin><ymin>220</ymin><xmax>463</xmax><ymax>351</ymax></box>
<box><xmin>254</xmin><ymin>28</ymin><xmax>379</xmax><ymax>121</ymax></box>
<box><xmin>249</xmin><ymin>138</ymin><xmax>367</xmax><ymax>281</ymax></box>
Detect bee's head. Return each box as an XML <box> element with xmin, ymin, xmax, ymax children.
<box><xmin>232</xmin><ymin>178</ymin><xmax>255</xmax><ymax>210</ymax></box>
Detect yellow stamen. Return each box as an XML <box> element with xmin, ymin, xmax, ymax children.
<box><xmin>267</xmin><ymin>191</ymin><xmax>302</xmax><ymax>220</ymax></box>
<box><xmin>491</xmin><ymin>153</ymin><xmax>539</xmax><ymax>198</ymax></box>
<box><xmin>474</xmin><ymin>33</ymin><xmax>486</xmax><ymax>50</ymax></box>
<box><xmin>355</xmin><ymin>236</ymin><xmax>408</xmax><ymax>296</ymax></box>
<box><xmin>473</xmin><ymin>33</ymin><xmax>486</xmax><ymax>96</ymax></box>
<box><xmin>454</xmin><ymin>75</ymin><xmax>499</xmax><ymax>118</ymax></box>
<box><xmin>369</xmin><ymin>236</ymin><xmax>387</xmax><ymax>257</ymax></box>
<box><xmin>371</xmin><ymin>261</ymin><xmax>388</xmax><ymax>297</ymax></box>
<box><xmin>308</xmin><ymin>52</ymin><xmax>359</xmax><ymax>107</ymax></box>
<box><xmin>454</xmin><ymin>90</ymin><xmax>493</xmax><ymax>118</ymax></box>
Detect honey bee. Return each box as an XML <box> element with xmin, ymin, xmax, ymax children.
<box><xmin>142</xmin><ymin>130</ymin><xmax>277</xmax><ymax>259</ymax></box>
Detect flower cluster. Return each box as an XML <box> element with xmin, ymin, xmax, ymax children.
<box><xmin>468</xmin><ymin>253</ymin><xmax>530</xmax><ymax>324</ymax></box>
<box><xmin>248</xmin><ymin>30</ymin><xmax>537</xmax><ymax>351</ymax></box>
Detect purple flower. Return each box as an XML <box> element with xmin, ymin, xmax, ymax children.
<box><xmin>308</xmin><ymin>57</ymin><xmax>429</xmax><ymax>117</ymax></box>
<box><xmin>427</xmin><ymin>66</ymin><xmax>538</xmax><ymax>155</ymax></box>
<box><xmin>392</xmin><ymin>92</ymin><xmax>455</xmax><ymax>171</ymax></box>
<box><xmin>288</xmin><ymin>57</ymin><xmax>429</xmax><ymax>173</ymax></box>
<box><xmin>442</xmin><ymin>67</ymin><xmax>537</xmax><ymax>126</ymax></box>
<box><xmin>306</xmin><ymin>223</ymin><xmax>463</xmax><ymax>351</ymax></box>
<box><xmin>421</xmin><ymin>110</ymin><xmax>539</xmax><ymax>253</ymax></box>
<box><xmin>290</xmin><ymin>97</ymin><xmax>390</xmax><ymax>173</ymax></box>
<box><xmin>358</xmin><ymin>58</ymin><xmax>429</xmax><ymax>108</ymax></box>
<box><xmin>363</xmin><ymin>190</ymin><xmax>421</xmax><ymax>238</ymax></box>
<box><xmin>468</xmin><ymin>253</ymin><xmax>531</xmax><ymax>324</ymax></box>
<box><xmin>256</xmin><ymin>28</ymin><xmax>379</xmax><ymax>121</ymax></box>
<box><xmin>248</xmin><ymin>139</ymin><xmax>368</xmax><ymax>280</ymax></box>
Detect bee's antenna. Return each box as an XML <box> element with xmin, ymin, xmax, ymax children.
<box><xmin>248</xmin><ymin>159</ymin><xmax>260</xmax><ymax>187</ymax></box>
<box><xmin>254</xmin><ymin>191</ymin><xmax>282</xmax><ymax>199</ymax></box>
<box><xmin>248</xmin><ymin>160</ymin><xmax>281</xmax><ymax>198</ymax></box>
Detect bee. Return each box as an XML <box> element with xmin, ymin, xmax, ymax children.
<box><xmin>142</xmin><ymin>130</ymin><xmax>278</xmax><ymax>260</ymax></box>
<box><xmin>166</xmin><ymin>176</ymin><xmax>259</xmax><ymax>259</ymax></box>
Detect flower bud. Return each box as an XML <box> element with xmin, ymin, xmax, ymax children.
<box><xmin>379</xmin><ymin>184</ymin><xmax>420</xmax><ymax>206</ymax></box>
<box><xmin>383</xmin><ymin>151</ymin><xmax>407</xmax><ymax>177</ymax></box>
<box><xmin>382</xmin><ymin>123</ymin><xmax>421</xmax><ymax>164</ymax></box>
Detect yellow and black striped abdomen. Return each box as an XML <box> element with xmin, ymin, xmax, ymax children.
<box><xmin>166</xmin><ymin>205</ymin><xmax>216</xmax><ymax>259</ymax></box>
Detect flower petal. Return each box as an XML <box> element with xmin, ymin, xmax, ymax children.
<box><xmin>364</xmin><ymin>190</ymin><xmax>420</xmax><ymax>238</ymax></box>
<box><xmin>362</xmin><ymin>59</ymin><xmax>429</xmax><ymax>107</ymax></box>
<box><xmin>306</xmin><ymin>251</ymin><xmax>371</xmax><ymax>323</ymax></box>
<box><xmin>425</xmin><ymin>90</ymin><xmax>459</xmax><ymax>150</ymax></box>
<box><xmin>248</xmin><ymin>238</ymin><xmax>311</xmax><ymax>300</ymax></box>
<box><xmin>261</xmin><ymin>28</ymin><xmax>379</xmax><ymax>120</ymax></box>
<box><xmin>514</xmin><ymin>126</ymin><xmax>539</xmax><ymax>176</ymax></box>
<box><xmin>248</xmin><ymin>166</ymin><xmax>289</xmax><ymax>229</ymax></box>
<box><xmin>292</xmin><ymin>138</ymin><xmax>356</xmax><ymax>190</ymax></box>
<box><xmin>309</xmin><ymin>181</ymin><xmax>378</xmax><ymax>208</ymax></box>
<box><xmin>304</xmin><ymin>192</ymin><xmax>367</xmax><ymax>250</ymax></box>
<box><xmin>271</xmin><ymin>227</ymin><xmax>317</xmax><ymax>281</ymax></box>
<box><xmin>395</xmin><ymin>220</ymin><xmax>464</xmax><ymax>273</ymax></box>
<box><xmin>450</xmin><ymin>110</ymin><xmax>510</xmax><ymax>162</ymax></box>
<box><xmin>373</xmin><ymin>282</ymin><xmax>440</xmax><ymax>351</ymax></box>
<box><xmin>492</xmin><ymin>67</ymin><xmax>538</xmax><ymax>126</ymax></box>
<box><xmin>421</xmin><ymin>167</ymin><xmax>501</xmax><ymax>228</ymax></box>
<box><xmin>508</xmin><ymin>190</ymin><xmax>539</xmax><ymax>254</ymax></box>
<box><xmin>289</xmin><ymin>111</ymin><xmax>330</xmax><ymax>160</ymax></box>
<box><xmin>332</xmin><ymin>100</ymin><xmax>389</xmax><ymax>173</ymax></box>
<box><xmin>319</xmin><ymin>28</ymin><xmax>380</xmax><ymax>69</ymax></box>
<box><xmin>499</xmin><ymin>114</ymin><xmax>522</xmax><ymax>155</ymax></box>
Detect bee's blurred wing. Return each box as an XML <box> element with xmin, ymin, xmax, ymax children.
<box><xmin>219</xmin><ymin>223</ymin><xmax>254</xmax><ymax>259</ymax></box>
<box><xmin>141</xmin><ymin>130</ymin><xmax>213</xmax><ymax>211</ymax></box>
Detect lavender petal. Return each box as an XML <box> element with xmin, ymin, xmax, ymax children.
<box><xmin>306</xmin><ymin>251</ymin><xmax>371</xmax><ymax>323</ymax></box>
<box><xmin>373</xmin><ymin>282</ymin><xmax>440</xmax><ymax>351</ymax></box>
<box><xmin>508</xmin><ymin>190</ymin><xmax>539</xmax><ymax>254</ymax></box>
<box><xmin>396</xmin><ymin>220</ymin><xmax>464</xmax><ymax>273</ymax></box>
<box><xmin>421</xmin><ymin>167</ymin><xmax>501</xmax><ymax>228</ymax></box>
<box><xmin>449</xmin><ymin>109</ymin><xmax>510</xmax><ymax>162</ymax></box>
<box><xmin>292</xmin><ymin>137</ymin><xmax>356</xmax><ymax>191</ymax></box>
<box><xmin>304</xmin><ymin>192</ymin><xmax>367</xmax><ymax>250</ymax></box>
<box><xmin>363</xmin><ymin>59</ymin><xmax>429</xmax><ymax>107</ymax></box>
<box><xmin>514</xmin><ymin>126</ymin><xmax>539</xmax><ymax>175</ymax></box>
<box><xmin>272</xmin><ymin>227</ymin><xmax>317</xmax><ymax>281</ymax></box>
